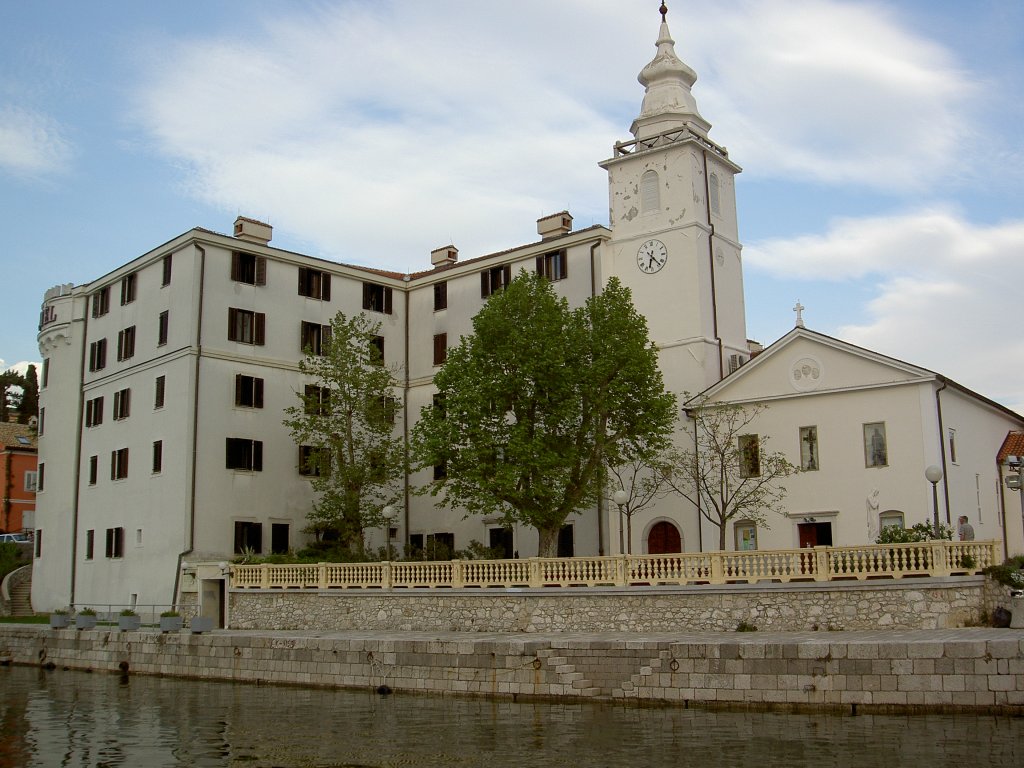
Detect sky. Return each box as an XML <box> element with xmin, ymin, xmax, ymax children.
<box><xmin>2</xmin><ymin>0</ymin><xmax>1023</xmax><ymax>410</ymax></box>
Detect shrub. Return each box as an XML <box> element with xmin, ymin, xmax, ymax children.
<box><xmin>876</xmin><ymin>521</ymin><xmax>954</xmax><ymax>544</ymax></box>
<box><xmin>78</xmin><ymin>607</ymin><xmax>97</xmax><ymax>616</ymax></box>
<box><xmin>120</xmin><ymin>608</ymin><xmax>137</xmax><ymax>616</ymax></box>
<box><xmin>982</xmin><ymin>556</ymin><xmax>1024</xmax><ymax>588</ymax></box>
<box><xmin>160</xmin><ymin>610</ymin><xmax>180</xmax><ymax>617</ymax></box>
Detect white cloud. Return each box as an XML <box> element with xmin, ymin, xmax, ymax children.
<box><xmin>690</xmin><ymin>0</ymin><xmax>980</xmax><ymax>190</ymax></box>
<box><xmin>0</xmin><ymin>105</ymin><xmax>72</xmax><ymax>177</ymax></box>
<box><xmin>746</xmin><ymin>209</ymin><xmax>1024</xmax><ymax>410</ymax></box>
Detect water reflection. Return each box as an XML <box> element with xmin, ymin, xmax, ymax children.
<box><xmin>1</xmin><ymin>666</ymin><xmax>1021</xmax><ymax>767</ymax></box>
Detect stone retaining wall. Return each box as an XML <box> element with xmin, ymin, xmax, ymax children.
<box><xmin>1</xmin><ymin>626</ymin><xmax>1021</xmax><ymax>713</ymax></box>
<box><xmin>228</xmin><ymin>578</ymin><xmax>997</xmax><ymax>633</ymax></box>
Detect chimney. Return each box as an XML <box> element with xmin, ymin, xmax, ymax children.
<box><xmin>234</xmin><ymin>216</ymin><xmax>273</xmax><ymax>245</ymax></box>
<box><xmin>431</xmin><ymin>245</ymin><xmax>459</xmax><ymax>267</ymax></box>
<box><xmin>537</xmin><ymin>211</ymin><xmax>573</xmax><ymax>240</ymax></box>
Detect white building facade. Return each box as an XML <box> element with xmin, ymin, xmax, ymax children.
<box><xmin>31</xmin><ymin>11</ymin><xmax>1024</xmax><ymax>612</ymax></box>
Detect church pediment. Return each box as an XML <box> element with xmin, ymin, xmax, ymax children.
<box><xmin>698</xmin><ymin>328</ymin><xmax>935</xmax><ymax>404</ymax></box>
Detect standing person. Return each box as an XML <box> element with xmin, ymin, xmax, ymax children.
<box><xmin>958</xmin><ymin>515</ymin><xmax>975</xmax><ymax>541</ymax></box>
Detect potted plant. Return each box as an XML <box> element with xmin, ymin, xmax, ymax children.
<box><xmin>49</xmin><ymin>609</ymin><xmax>69</xmax><ymax>629</ymax></box>
<box><xmin>118</xmin><ymin>608</ymin><xmax>141</xmax><ymax>631</ymax></box>
<box><xmin>160</xmin><ymin>610</ymin><xmax>183</xmax><ymax>633</ymax></box>
<box><xmin>75</xmin><ymin>607</ymin><xmax>97</xmax><ymax>630</ymax></box>
<box><xmin>190</xmin><ymin>615</ymin><xmax>214</xmax><ymax>634</ymax></box>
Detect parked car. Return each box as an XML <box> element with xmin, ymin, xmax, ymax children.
<box><xmin>0</xmin><ymin>533</ymin><xmax>31</xmax><ymax>544</ymax></box>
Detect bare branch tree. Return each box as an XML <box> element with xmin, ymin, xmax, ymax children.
<box><xmin>663</xmin><ymin>397</ymin><xmax>798</xmax><ymax>550</ymax></box>
<box><xmin>605</xmin><ymin>455</ymin><xmax>671</xmax><ymax>554</ymax></box>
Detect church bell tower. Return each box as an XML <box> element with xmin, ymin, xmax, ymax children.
<box><xmin>600</xmin><ymin>3</ymin><xmax>748</xmax><ymax>397</ymax></box>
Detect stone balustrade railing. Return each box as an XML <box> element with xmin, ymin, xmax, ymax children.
<box><xmin>230</xmin><ymin>540</ymin><xmax>998</xmax><ymax>591</ymax></box>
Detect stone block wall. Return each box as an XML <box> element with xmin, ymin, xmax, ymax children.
<box><xmin>228</xmin><ymin>578</ymin><xmax>989</xmax><ymax>633</ymax></box>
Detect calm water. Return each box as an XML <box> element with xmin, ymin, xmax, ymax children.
<box><xmin>1</xmin><ymin>666</ymin><xmax>1021</xmax><ymax>767</ymax></box>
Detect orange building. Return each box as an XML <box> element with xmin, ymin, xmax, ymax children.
<box><xmin>0</xmin><ymin>423</ymin><xmax>37</xmax><ymax>534</ymax></box>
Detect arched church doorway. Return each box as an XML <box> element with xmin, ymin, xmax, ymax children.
<box><xmin>647</xmin><ymin>521</ymin><xmax>682</xmax><ymax>554</ymax></box>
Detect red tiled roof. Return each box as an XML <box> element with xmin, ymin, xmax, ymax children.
<box><xmin>0</xmin><ymin>423</ymin><xmax>37</xmax><ymax>451</ymax></box>
<box><xmin>997</xmin><ymin>432</ymin><xmax>1024</xmax><ymax>462</ymax></box>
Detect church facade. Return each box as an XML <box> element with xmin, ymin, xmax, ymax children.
<box><xmin>31</xmin><ymin>10</ymin><xmax>1024</xmax><ymax>612</ymax></box>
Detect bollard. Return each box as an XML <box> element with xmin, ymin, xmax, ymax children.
<box><xmin>1010</xmin><ymin>590</ymin><xmax>1024</xmax><ymax>629</ymax></box>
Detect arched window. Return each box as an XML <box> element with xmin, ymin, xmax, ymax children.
<box><xmin>647</xmin><ymin>520</ymin><xmax>682</xmax><ymax>554</ymax></box>
<box><xmin>640</xmin><ymin>170</ymin><xmax>660</xmax><ymax>214</ymax></box>
<box><xmin>879</xmin><ymin>510</ymin><xmax>904</xmax><ymax>532</ymax></box>
<box><xmin>709</xmin><ymin>172</ymin><xmax>721</xmax><ymax>215</ymax></box>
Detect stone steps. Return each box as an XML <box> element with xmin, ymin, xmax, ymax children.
<box><xmin>9</xmin><ymin>575</ymin><xmax>33</xmax><ymax>617</ymax></box>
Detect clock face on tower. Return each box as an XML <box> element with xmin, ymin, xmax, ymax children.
<box><xmin>636</xmin><ymin>239</ymin><xmax>668</xmax><ymax>274</ymax></box>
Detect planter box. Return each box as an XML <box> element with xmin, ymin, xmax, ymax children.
<box><xmin>190</xmin><ymin>616</ymin><xmax>214</xmax><ymax>634</ymax></box>
<box><xmin>160</xmin><ymin>616</ymin><xmax>183</xmax><ymax>633</ymax></box>
<box><xmin>49</xmin><ymin>614</ymin><xmax>69</xmax><ymax>629</ymax></box>
<box><xmin>118</xmin><ymin>615</ymin><xmax>141</xmax><ymax>631</ymax></box>
<box><xmin>75</xmin><ymin>615</ymin><xmax>97</xmax><ymax>630</ymax></box>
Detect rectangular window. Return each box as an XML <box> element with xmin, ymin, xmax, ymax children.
<box><xmin>300</xmin><ymin>321</ymin><xmax>331</xmax><ymax>356</ymax></box>
<box><xmin>948</xmin><ymin>428</ymin><xmax>958</xmax><ymax>464</ymax></box>
<box><xmin>113</xmin><ymin>388</ymin><xmax>131</xmax><ymax>420</ymax></box>
<box><xmin>87</xmin><ymin>397</ymin><xmax>105</xmax><ymax>428</ymax></box>
<box><xmin>298</xmin><ymin>445</ymin><xmax>323</xmax><ymax>476</ymax></box>
<box><xmin>536</xmin><ymin>250</ymin><xmax>568</xmax><ymax>281</ymax></box>
<box><xmin>37</xmin><ymin>463</ymin><xmax>44</xmax><ymax>492</ymax></box>
<box><xmin>226</xmin><ymin>438</ymin><xmax>263</xmax><ymax>471</ymax></box>
<box><xmin>117</xmin><ymin>326</ymin><xmax>136</xmax><ymax>361</ymax></box>
<box><xmin>38</xmin><ymin>407</ymin><xmax>45</xmax><ymax>436</ymax></box>
<box><xmin>304</xmin><ymin>385</ymin><xmax>330</xmax><ymax>416</ymax></box>
<box><xmin>161</xmin><ymin>254</ymin><xmax>172</xmax><ymax>287</ymax></box>
<box><xmin>231</xmin><ymin>251</ymin><xmax>266</xmax><ymax>285</ymax></box>
<box><xmin>864</xmin><ymin>422</ymin><xmax>888</xmax><ymax>468</ymax></box>
<box><xmin>370</xmin><ymin>335</ymin><xmax>384</xmax><ymax>365</ymax></box>
<box><xmin>120</xmin><ymin>273</ymin><xmax>137</xmax><ymax>305</ymax></box>
<box><xmin>88</xmin><ymin>455</ymin><xmax>98</xmax><ymax>486</ymax></box>
<box><xmin>271</xmin><ymin>523</ymin><xmax>289</xmax><ymax>555</ymax></box>
<box><xmin>111</xmin><ymin>448</ymin><xmax>129</xmax><ymax>480</ymax></box>
<box><xmin>228</xmin><ymin>308</ymin><xmax>266</xmax><ymax>345</ymax></box>
<box><xmin>105</xmin><ymin>526</ymin><xmax>124</xmax><ymax>558</ymax></box>
<box><xmin>368</xmin><ymin>395</ymin><xmax>396</xmax><ymax>426</ymax></box>
<box><xmin>41</xmin><ymin>358</ymin><xmax>49</xmax><ymax>388</ymax></box>
<box><xmin>85</xmin><ymin>529</ymin><xmax>94</xmax><ymax>560</ymax></box>
<box><xmin>433</xmin><ymin>460</ymin><xmax>447</xmax><ymax>481</ymax></box>
<box><xmin>298</xmin><ymin>267</ymin><xmax>331</xmax><ymax>300</ymax></box>
<box><xmin>89</xmin><ymin>339</ymin><xmax>107</xmax><ymax>372</ymax></box>
<box><xmin>34</xmin><ymin>530</ymin><xmax>42</xmax><ymax>558</ymax></box>
<box><xmin>735</xmin><ymin>521</ymin><xmax>758</xmax><ymax>551</ymax></box>
<box><xmin>432</xmin><ymin>393</ymin><xmax>446</xmax><ymax>417</ymax></box>
<box><xmin>234</xmin><ymin>521</ymin><xmax>263</xmax><ymax>555</ymax></box>
<box><xmin>433</xmin><ymin>333</ymin><xmax>447</xmax><ymax>366</ymax></box>
<box><xmin>879</xmin><ymin>511</ymin><xmax>904</xmax><ymax>532</ymax></box>
<box><xmin>152</xmin><ymin>440</ymin><xmax>163</xmax><ymax>474</ymax></box>
<box><xmin>91</xmin><ymin>286</ymin><xmax>110</xmax><ymax>318</ymax></box>
<box><xmin>362</xmin><ymin>282</ymin><xmax>393</xmax><ymax>314</ymax></box>
<box><xmin>158</xmin><ymin>310</ymin><xmax>169</xmax><ymax>346</ymax></box>
<box><xmin>235</xmin><ymin>374</ymin><xmax>265</xmax><ymax>408</ymax></box>
<box><xmin>738</xmin><ymin>434</ymin><xmax>761</xmax><ymax>478</ymax></box>
<box><xmin>480</xmin><ymin>265</ymin><xmax>512</xmax><ymax>298</ymax></box>
<box><xmin>799</xmin><ymin>426</ymin><xmax>818</xmax><ymax>471</ymax></box>
<box><xmin>434</xmin><ymin>282</ymin><xmax>448</xmax><ymax>311</ymax></box>
<box><xmin>154</xmin><ymin>375</ymin><xmax>165</xmax><ymax>409</ymax></box>
<box><xmin>24</xmin><ymin>470</ymin><xmax>38</xmax><ymax>492</ymax></box>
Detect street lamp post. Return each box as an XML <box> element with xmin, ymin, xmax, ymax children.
<box><xmin>613</xmin><ymin>489</ymin><xmax>629</xmax><ymax>555</ymax></box>
<box><xmin>381</xmin><ymin>505</ymin><xmax>396</xmax><ymax>561</ymax></box>
<box><xmin>925</xmin><ymin>465</ymin><xmax>943</xmax><ymax>538</ymax></box>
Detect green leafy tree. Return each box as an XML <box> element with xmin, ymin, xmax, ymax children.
<box><xmin>663</xmin><ymin>397</ymin><xmax>798</xmax><ymax>550</ymax></box>
<box><xmin>0</xmin><ymin>369</ymin><xmax>21</xmax><ymax>423</ymax></box>
<box><xmin>283</xmin><ymin>312</ymin><xmax>404</xmax><ymax>552</ymax></box>
<box><xmin>17</xmin><ymin>365</ymin><xmax>38</xmax><ymax>425</ymax></box>
<box><xmin>411</xmin><ymin>272</ymin><xmax>676</xmax><ymax>557</ymax></box>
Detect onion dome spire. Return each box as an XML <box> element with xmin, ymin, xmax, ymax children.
<box><xmin>631</xmin><ymin>3</ymin><xmax>711</xmax><ymax>139</ymax></box>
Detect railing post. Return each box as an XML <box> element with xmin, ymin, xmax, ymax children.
<box><xmin>318</xmin><ymin>562</ymin><xmax>328</xmax><ymax>589</ymax></box>
<box><xmin>814</xmin><ymin>546</ymin><xmax>829</xmax><ymax>581</ymax></box>
<box><xmin>709</xmin><ymin>552</ymin><xmax>724</xmax><ymax>585</ymax></box>
<box><xmin>528</xmin><ymin>558</ymin><xmax>542</xmax><ymax>588</ymax></box>
<box><xmin>931</xmin><ymin>542</ymin><xmax>951</xmax><ymax>577</ymax></box>
<box><xmin>617</xmin><ymin>555</ymin><xmax>628</xmax><ymax>587</ymax></box>
<box><xmin>381</xmin><ymin>561</ymin><xmax>393</xmax><ymax>589</ymax></box>
<box><xmin>260</xmin><ymin>563</ymin><xmax>270</xmax><ymax>589</ymax></box>
<box><xmin>451</xmin><ymin>559</ymin><xmax>464</xmax><ymax>588</ymax></box>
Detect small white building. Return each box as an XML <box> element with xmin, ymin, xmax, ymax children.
<box><xmin>31</xmin><ymin>10</ymin><xmax>1024</xmax><ymax>613</ymax></box>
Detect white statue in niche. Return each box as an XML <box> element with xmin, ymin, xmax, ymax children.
<box><xmin>866</xmin><ymin>489</ymin><xmax>880</xmax><ymax>540</ymax></box>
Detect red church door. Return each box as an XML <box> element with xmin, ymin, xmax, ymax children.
<box><xmin>647</xmin><ymin>521</ymin><xmax>682</xmax><ymax>554</ymax></box>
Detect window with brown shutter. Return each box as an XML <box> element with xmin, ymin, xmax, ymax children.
<box><xmin>235</xmin><ymin>374</ymin><xmax>264</xmax><ymax>408</ymax></box>
<box><xmin>481</xmin><ymin>265</ymin><xmax>512</xmax><ymax>298</ymax></box>
<box><xmin>231</xmin><ymin>251</ymin><xmax>266</xmax><ymax>285</ymax></box>
<box><xmin>433</xmin><ymin>333</ymin><xmax>447</xmax><ymax>366</ymax></box>
<box><xmin>298</xmin><ymin>267</ymin><xmax>331</xmax><ymax>300</ymax></box>
<box><xmin>362</xmin><ymin>282</ymin><xmax>393</xmax><ymax>314</ymax></box>
<box><xmin>228</xmin><ymin>308</ymin><xmax>266</xmax><ymax>345</ymax></box>
<box><xmin>536</xmin><ymin>250</ymin><xmax>568</xmax><ymax>281</ymax></box>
